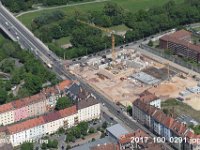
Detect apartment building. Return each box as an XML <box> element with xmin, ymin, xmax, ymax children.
<box><xmin>0</xmin><ymin>81</ymin><xmax>101</xmax><ymax>147</ymax></box>
<box><xmin>66</xmin><ymin>81</ymin><xmax>101</xmax><ymax>122</ymax></box>
<box><xmin>138</xmin><ymin>90</ymin><xmax>161</xmax><ymax>108</ymax></box>
<box><xmin>159</xmin><ymin>30</ymin><xmax>200</xmax><ymax>62</ymax></box>
<box><xmin>0</xmin><ymin>95</ymin><xmax>100</xmax><ymax>147</ymax></box>
<box><xmin>0</xmin><ymin>103</ymin><xmax>14</xmax><ymax>126</ymax></box>
<box><xmin>132</xmin><ymin>99</ymin><xmax>200</xmax><ymax>150</ymax></box>
<box><xmin>0</xmin><ymin>80</ymin><xmax>72</xmax><ymax>126</ymax></box>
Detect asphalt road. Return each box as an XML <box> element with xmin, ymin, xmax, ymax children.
<box><xmin>0</xmin><ymin>4</ymin><xmax>173</xmax><ymax>149</ymax></box>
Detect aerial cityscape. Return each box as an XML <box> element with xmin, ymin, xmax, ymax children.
<box><xmin>0</xmin><ymin>0</ymin><xmax>200</xmax><ymax>150</ymax></box>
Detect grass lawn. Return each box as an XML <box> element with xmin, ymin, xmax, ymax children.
<box><xmin>109</xmin><ymin>24</ymin><xmax>130</xmax><ymax>31</ymax></box>
<box><xmin>194</xmin><ymin>27</ymin><xmax>200</xmax><ymax>32</ymax></box>
<box><xmin>162</xmin><ymin>99</ymin><xmax>200</xmax><ymax>122</ymax></box>
<box><xmin>18</xmin><ymin>0</ymin><xmax>184</xmax><ymax>29</ymax></box>
<box><xmin>54</xmin><ymin>36</ymin><xmax>71</xmax><ymax>46</ymax></box>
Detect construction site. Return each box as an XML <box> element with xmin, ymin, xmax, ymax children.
<box><xmin>67</xmin><ymin>20</ymin><xmax>200</xmax><ymax>109</ymax></box>
<box><xmin>67</xmin><ymin>45</ymin><xmax>200</xmax><ymax>110</ymax></box>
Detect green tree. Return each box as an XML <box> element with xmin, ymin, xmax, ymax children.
<box><xmin>20</xmin><ymin>142</ymin><xmax>33</xmax><ymax>150</ymax></box>
<box><xmin>148</xmin><ymin>40</ymin><xmax>154</xmax><ymax>47</ymax></box>
<box><xmin>55</xmin><ymin>97</ymin><xmax>72</xmax><ymax>110</ymax></box>
<box><xmin>89</xmin><ymin>127</ymin><xmax>95</xmax><ymax>133</ymax></box>
<box><xmin>102</xmin><ymin>121</ymin><xmax>107</xmax><ymax>129</ymax></box>
<box><xmin>0</xmin><ymin>88</ymin><xmax>7</xmax><ymax>104</ymax></box>
<box><xmin>127</xmin><ymin>105</ymin><xmax>132</xmax><ymax>116</ymax></box>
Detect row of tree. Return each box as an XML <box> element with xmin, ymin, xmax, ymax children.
<box><xmin>0</xmin><ymin>34</ymin><xmax>57</xmax><ymax>104</ymax></box>
<box><xmin>29</xmin><ymin>1</ymin><xmax>200</xmax><ymax>59</ymax></box>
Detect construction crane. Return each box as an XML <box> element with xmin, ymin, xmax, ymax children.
<box><xmin>77</xmin><ymin>19</ymin><xmax>116</xmax><ymax>61</ymax></box>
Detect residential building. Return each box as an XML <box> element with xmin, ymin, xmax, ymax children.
<box><xmin>139</xmin><ymin>90</ymin><xmax>161</xmax><ymax>108</ymax></box>
<box><xmin>0</xmin><ymin>103</ymin><xmax>14</xmax><ymax>126</ymax></box>
<box><xmin>132</xmin><ymin>99</ymin><xmax>200</xmax><ymax>150</ymax></box>
<box><xmin>66</xmin><ymin>81</ymin><xmax>101</xmax><ymax>122</ymax></box>
<box><xmin>0</xmin><ymin>80</ymin><xmax>72</xmax><ymax>125</ymax></box>
<box><xmin>159</xmin><ymin>30</ymin><xmax>200</xmax><ymax>62</ymax></box>
<box><xmin>0</xmin><ymin>89</ymin><xmax>101</xmax><ymax>147</ymax></box>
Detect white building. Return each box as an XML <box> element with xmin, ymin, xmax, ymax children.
<box><xmin>0</xmin><ymin>103</ymin><xmax>14</xmax><ymax>126</ymax></box>
<box><xmin>138</xmin><ymin>90</ymin><xmax>161</xmax><ymax>109</ymax></box>
<box><xmin>0</xmin><ymin>96</ymin><xmax>100</xmax><ymax>147</ymax></box>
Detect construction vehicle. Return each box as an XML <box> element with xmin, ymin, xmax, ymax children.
<box><xmin>77</xmin><ymin>19</ymin><xmax>116</xmax><ymax>62</ymax></box>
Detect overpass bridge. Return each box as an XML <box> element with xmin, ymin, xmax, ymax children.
<box><xmin>0</xmin><ymin>2</ymin><xmax>61</xmax><ymax>68</ymax></box>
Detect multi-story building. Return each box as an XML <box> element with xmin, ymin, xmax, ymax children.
<box><xmin>0</xmin><ymin>103</ymin><xmax>14</xmax><ymax>126</ymax></box>
<box><xmin>159</xmin><ymin>30</ymin><xmax>200</xmax><ymax>62</ymax></box>
<box><xmin>66</xmin><ymin>81</ymin><xmax>101</xmax><ymax>122</ymax></box>
<box><xmin>0</xmin><ymin>96</ymin><xmax>100</xmax><ymax>147</ymax></box>
<box><xmin>132</xmin><ymin>99</ymin><xmax>200</xmax><ymax>150</ymax></box>
<box><xmin>138</xmin><ymin>90</ymin><xmax>161</xmax><ymax>108</ymax></box>
<box><xmin>0</xmin><ymin>80</ymin><xmax>72</xmax><ymax>126</ymax></box>
<box><xmin>0</xmin><ymin>81</ymin><xmax>101</xmax><ymax>147</ymax></box>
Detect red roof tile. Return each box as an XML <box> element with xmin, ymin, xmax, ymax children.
<box><xmin>42</xmin><ymin>111</ymin><xmax>61</xmax><ymax>123</ymax></box>
<box><xmin>6</xmin><ymin>116</ymin><xmax>45</xmax><ymax>134</ymax></box>
<box><xmin>139</xmin><ymin>90</ymin><xmax>158</xmax><ymax>103</ymax></box>
<box><xmin>0</xmin><ymin>103</ymin><xmax>14</xmax><ymax>114</ymax></box>
<box><xmin>58</xmin><ymin>105</ymin><xmax>77</xmax><ymax>117</ymax></box>
<box><xmin>90</xmin><ymin>143</ymin><xmax>119</xmax><ymax>150</ymax></box>
<box><xmin>119</xmin><ymin>129</ymin><xmax>150</xmax><ymax>144</ymax></box>
<box><xmin>12</xmin><ymin>93</ymin><xmax>46</xmax><ymax>109</ymax></box>
<box><xmin>58</xmin><ymin>80</ymin><xmax>72</xmax><ymax>91</ymax></box>
<box><xmin>168</xmin><ymin>29</ymin><xmax>192</xmax><ymax>40</ymax></box>
<box><xmin>160</xmin><ymin>30</ymin><xmax>200</xmax><ymax>53</ymax></box>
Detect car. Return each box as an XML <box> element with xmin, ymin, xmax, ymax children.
<box><xmin>102</xmin><ymin>55</ymin><xmax>106</xmax><ymax>59</ymax></box>
<box><xmin>120</xmin><ymin>46</ymin><xmax>123</xmax><ymax>49</ymax></box>
<box><xmin>110</xmin><ymin>117</ymin><xmax>114</xmax><ymax>120</ymax></box>
<box><xmin>125</xmin><ymin>44</ymin><xmax>129</xmax><ymax>47</ymax></box>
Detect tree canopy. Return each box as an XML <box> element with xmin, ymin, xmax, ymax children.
<box><xmin>55</xmin><ymin>97</ymin><xmax>73</xmax><ymax>110</ymax></box>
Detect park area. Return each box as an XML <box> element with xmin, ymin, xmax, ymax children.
<box><xmin>17</xmin><ymin>0</ymin><xmax>184</xmax><ymax>29</ymax></box>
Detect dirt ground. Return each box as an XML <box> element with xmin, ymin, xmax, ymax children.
<box><xmin>184</xmin><ymin>93</ymin><xmax>200</xmax><ymax>111</ymax></box>
<box><xmin>70</xmin><ymin>53</ymin><xmax>198</xmax><ymax>107</ymax></box>
<box><xmin>149</xmin><ymin>76</ymin><xmax>197</xmax><ymax>99</ymax></box>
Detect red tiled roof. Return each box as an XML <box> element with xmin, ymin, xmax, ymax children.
<box><xmin>168</xmin><ymin>29</ymin><xmax>192</xmax><ymax>40</ymax></box>
<box><xmin>0</xmin><ymin>103</ymin><xmax>14</xmax><ymax>114</ymax></box>
<box><xmin>42</xmin><ymin>111</ymin><xmax>61</xmax><ymax>123</ymax></box>
<box><xmin>162</xmin><ymin>117</ymin><xmax>175</xmax><ymax>128</ymax></box>
<box><xmin>58</xmin><ymin>80</ymin><xmax>72</xmax><ymax>91</ymax></box>
<box><xmin>6</xmin><ymin>116</ymin><xmax>45</xmax><ymax>134</ymax></box>
<box><xmin>139</xmin><ymin>90</ymin><xmax>158</xmax><ymax>103</ymax></box>
<box><xmin>58</xmin><ymin>105</ymin><xmax>77</xmax><ymax>117</ymax></box>
<box><xmin>119</xmin><ymin>129</ymin><xmax>150</xmax><ymax>144</ymax></box>
<box><xmin>160</xmin><ymin>30</ymin><xmax>200</xmax><ymax>53</ymax></box>
<box><xmin>12</xmin><ymin>93</ymin><xmax>46</xmax><ymax>109</ymax></box>
<box><xmin>2</xmin><ymin>105</ymin><xmax>77</xmax><ymax>134</ymax></box>
<box><xmin>152</xmin><ymin>110</ymin><xmax>166</xmax><ymax>123</ymax></box>
<box><xmin>170</xmin><ymin>120</ymin><xmax>188</xmax><ymax>137</ymax></box>
<box><xmin>90</xmin><ymin>143</ymin><xmax>119</xmax><ymax>150</ymax></box>
<box><xmin>133</xmin><ymin>99</ymin><xmax>157</xmax><ymax>116</ymax></box>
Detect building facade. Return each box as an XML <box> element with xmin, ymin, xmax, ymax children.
<box><xmin>0</xmin><ymin>80</ymin><xmax>72</xmax><ymax>125</ymax></box>
<box><xmin>159</xmin><ymin>30</ymin><xmax>200</xmax><ymax>62</ymax></box>
<box><xmin>132</xmin><ymin>99</ymin><xmax>200</xmax><ymax>150</ymax></box>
